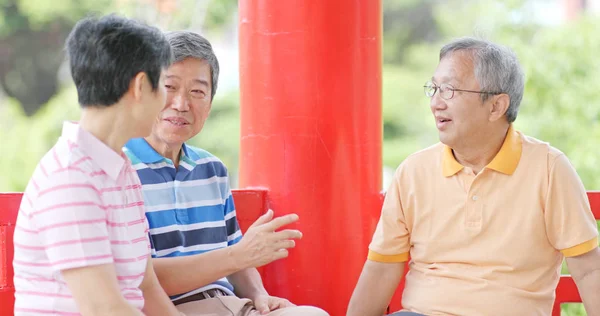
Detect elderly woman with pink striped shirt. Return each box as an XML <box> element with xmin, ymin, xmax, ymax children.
<box><xmin>12</xmin><ymin>14</ymin><xmax>181</xmax><ymax>316</ymax></box>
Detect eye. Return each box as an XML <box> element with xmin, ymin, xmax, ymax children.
<box><xmin>191</xmin><ymin>90</ymin><xmax>206</xmax><ymax>98</ymax></box>
<box><xmin>165</xmin><ymin>84</ymin><xmax>176</xmax><ymax>91</ymax></box>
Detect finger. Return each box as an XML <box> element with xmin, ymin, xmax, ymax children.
<box><xmin>263</xmin><ymin>213</ymin><xmax>299</xmax><ymax>231</ymax></box>
<box><xmin>254</xmin><ymin>298</ymin><xmax>270</xmax><ymax>315</ymax></box>
<box><xmin>274</xmin><ymin>239</ymin><xmax>296</xmax><ymax>250</ymax></box>
<box><xmin>268</xmin><ymin>298</ymin><xmax>286</xmax><ymax>311</ymax></box>
<box><xmin>272</xmin><ymin>248</ymin><xmax>289</xmax><ymax>261</ymax></box>
<box><xmin>249</xmin><ymin>209</ymin><xmax>274</xmax><ymax>229</ymax></box>
<box><xmin>272</xmin><ymin>229</ymin><xmax>303</xmax><ymax>241</ymax></box>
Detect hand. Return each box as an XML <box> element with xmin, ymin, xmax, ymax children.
<box><xmin>253</xmin><ymin>294</ymin><xmax>296</xmax><ymax>315</ymax></box>
<box><xmin>233</xmin><ymin>210</ymin><xmax>302</xmax><ymax>269</ymax></box>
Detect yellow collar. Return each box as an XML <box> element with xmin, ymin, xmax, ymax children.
<box><xmin>442</xmin><ymin>125</ymin><xmax>522</xmax><ymax>177</ymax></box>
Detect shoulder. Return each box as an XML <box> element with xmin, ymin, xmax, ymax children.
<box><xmin>184</xmin><ymin>144</ymin><xmax>230</xmax><ymax>177</ymax></box>
<box><xmin>395</xmin><ymin>142</ymin><xmax>444</xmax><ymax>175</ymax></box>
<box><xmin>519</xmin><ymin>132</ymin><xmax>567</xmax><ymax>168</ymax></box>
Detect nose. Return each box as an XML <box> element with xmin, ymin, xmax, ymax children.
<box><xmin>429</xmin><ymin>91</ymin><xmax>447</xmax><ymax>112</ymax></box>
<box><xmin>170</xmin><ymin>93</ymin><xmax>190</xmax><ymax>112</ymax></box>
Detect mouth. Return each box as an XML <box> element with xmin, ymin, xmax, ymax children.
<box><xmin>164</xmin><ymin>117</ymin><xmax>190</xmax><ymax>126</ymax></box>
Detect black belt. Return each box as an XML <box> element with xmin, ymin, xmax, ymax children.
<box><xmin>174</xmin><ymin>288</ymin><xmax>230</xmax><ymax>306</ymax></box>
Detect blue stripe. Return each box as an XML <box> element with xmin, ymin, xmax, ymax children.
<box><xmin>225</xmin><ymin>218</ymin><xmax>240</xmax><ymax>237</ymax></box>
<box><xmin>146</xmin><ymin>205</ymin><xmax>228</xmax><ymax>228</ymax></box>
<box><xmin>136</xmin><ymin>167</ymin><xmax>176</xmax><ymax>184</ymax></box>
<box><xmin>152</xmin><ymin>227</ymin><xmax>227</xmax><ymax>252</ymax></box>
<box><xmin>229</xmin><ymin>235</ymin><xmax>242</xmax><ymax>246</ymax></box>
<box><xmin>135</xmin><ymin>161</ymin><xmax>228</xmax><ymax>185</ymax></box>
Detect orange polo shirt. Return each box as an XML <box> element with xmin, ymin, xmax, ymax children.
<box><xmin>368</xmin><ymin>126</ymin><xmax>599</xmax><ymax>316</ymax></box>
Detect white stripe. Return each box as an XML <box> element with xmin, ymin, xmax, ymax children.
<box><xmin>145</xmin><ymin>198</ymin><xmax>225</xmax><ymax>213</ymax></box>
<box><xmin>180</xmin><ymin>160</ymin><xmax>194</xmax><ymax>170</ymax></box>
<box><xmin>142</xmin><ymin>176</ymin><xmax>228</xmax><ymax>191</ymax></box>
<box><xmin>227</xmin><ymin>230</ymin><xmax>242</xmax><ymax>242</ymax></box>
<box><xmin>154</xmin><ymin>242</ymin><xmax>228</xmax><ymax>257</ymax></box>
<box><xmin>194</xmin><ymin>156</ymin><xmax>222</xmax><ymax>165</ymax></box>
<box><xmin>146</xmin><ymin>161</ymin><xmax>174</xmax><ymax>169</ymax></box>
<box><xmin>224</xmin><ymin>210</ymin><xmax>237</xmax><ymax>221</ymax></box>
<box><xmin>149</xmin><ymin>220</ymin><xmax>225</xmax><ymax>235</ymax></box>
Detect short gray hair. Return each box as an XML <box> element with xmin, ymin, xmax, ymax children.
<box><xmin>165</xmin><ymin>30</ymin><xmax>220</xmax><ymax>100</ymax></box>
<box><xmin>440</xmin><ymin>37</ymin><xmax>525</xmax><ymax>123</ymax></box>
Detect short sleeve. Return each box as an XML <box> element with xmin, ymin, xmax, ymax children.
<box><xmin>368</xmin><ymin>166</ymin><xmax>410</xmax><ymax>263</ymax></box>
<box><xmin>30</xmin><ymin>171</ymin><xmax>113</xmax><ymax>271</ymax></box>
<box><xmin>544</xmin><ymin>154</ymin><xmax>599</xmax><ymax>257</ymax></box>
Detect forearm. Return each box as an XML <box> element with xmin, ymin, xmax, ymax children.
<box><xmin>577</xmin><ymin>269</ymin><xmax>600</xmax><ymax>316</ymax></box>
<box><xmin>141</xmin><ymin>281</ymin><xmax>180</xmax><ymax>316</ymax></box>
<box><xmin>347</xmin><ymin>260</ymin><xmax>405</xmax><ymax>316</ymax></box>
<box><xmin>228</xmin><ymin>268</ymin><xmax>268</xmax><ymax>300</ymax></box>
<box><xmin>153</xmin><ymin>246</ymin><xmax>244</xmax><ymax>296</ymax></box>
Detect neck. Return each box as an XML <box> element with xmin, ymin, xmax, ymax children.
<box><xmin>79</xmin><ymin>104</ymin><xmax>132</xmax><ymax>154</ymax></box>
<box><xmin>452</xmin><ymin>124</ymin><xmax>510</xmax><ymax>174</ymax></box>
<box><xmin>145</xmin><ymin>136</ymin><xmax>183</xmax><ymax>168</ymax></box>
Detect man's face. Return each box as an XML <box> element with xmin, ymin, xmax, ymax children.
<box><xmin>149</xmin><ymin>57</ymin><xmax>213</xmax><ymax>148</ymax></box>
<box><xmin>429</xmin><ymin>51</ymin><xmax>492</xmax><ymax>149</ymax></box>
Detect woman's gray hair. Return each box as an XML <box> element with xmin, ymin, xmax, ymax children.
<box><xmin>165</xmin><ymin>30</ymin><xmax>220</xmax><ymax>100</ymax></box>
<box><xmin>440</xmin><ymin>37</ymin><xmax>525</xmax><ymax>123</ymax></box>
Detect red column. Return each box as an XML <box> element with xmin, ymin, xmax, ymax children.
<box><xmin>238</xmin><ymin>1</ymin><xmax>382</xmax><ymax>315</ymax></box>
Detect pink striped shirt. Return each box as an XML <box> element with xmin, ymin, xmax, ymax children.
<box><xmin>13</xmin><ymin>122</ymin><xmax>149</xmax><ymax>315</ymax></box>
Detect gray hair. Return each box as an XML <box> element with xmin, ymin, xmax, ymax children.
<box><xmin>440</xmin><ymin>37</ymin><xmax>525</xmax><ymax>123</ymax></box>
<box><xmin>165</xmin><ymin>30</ymin><xmax>220</xmax><ymax>100</ymax></box>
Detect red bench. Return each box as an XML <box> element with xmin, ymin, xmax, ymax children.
<box><xmin>1</xmin><ymin>191</ymin><xmax>599</xmax><ymax>315</ymax></box>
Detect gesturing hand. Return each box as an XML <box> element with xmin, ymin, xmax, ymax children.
<box><xmin>233</xmin><ymin>210</ymin><xmax>302</xmax><ymax>269</ymax></box>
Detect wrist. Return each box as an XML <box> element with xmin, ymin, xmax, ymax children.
<box><xmin>228</xmin><ymin>244</ymin><xmax>247</xmax><ymax>271</ymax></box>
<box><xmin>247</xmin><ymin>288</ymin><xmax>269</xmax><ymax>301</ymax></box>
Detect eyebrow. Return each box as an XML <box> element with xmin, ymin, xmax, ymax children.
<box><xmin>166</xmin><ymin>75</ymin><xmax>210</xmax><ymax>88</ymax></box>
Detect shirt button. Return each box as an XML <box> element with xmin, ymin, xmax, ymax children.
<box><xmin>472</xmin><ymin>195</ymin><xmax>479</xmax><ymax>201</ymax></box>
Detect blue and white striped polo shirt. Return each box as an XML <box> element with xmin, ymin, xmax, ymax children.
<box><xmin>124</xmin><ymin>138</ymin><xmax>242</xmax><ymax>301</ymax></box>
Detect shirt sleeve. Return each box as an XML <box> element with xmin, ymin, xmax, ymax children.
<box><xmin>544</xmin><ymin>153</ymin><xmax>599</xmax><ymax>257</ymax></box>
<box><xmin>29</xmin><ymin>170</ymin><xmax>113</xmax><ymax>271</ymax></box>
<box><xmin>368</xmin><ymin>165</ymin><xmax>411</xmax><ymax>263</ymax></box>
<box><xmin>223</xmin><ymin>172</ymin><xmax>242</xmax><ymax>246</ymax></box>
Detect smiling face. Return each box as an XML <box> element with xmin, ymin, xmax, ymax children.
<box><xmin>146</xmin><ymin>57</ymin><xmax>213</xmax><ymax>153</ymax></box>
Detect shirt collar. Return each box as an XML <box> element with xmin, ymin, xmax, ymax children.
<box><xmin>61</xmin><ymin>121</ymin><xmax>125</xmax><ymax>181</ymax></box>
<box><xmin>442</xmin><ymin>125</ymin><xmax>522</xmax><ymax>177</ymax></box>
<box><xmin>125</xmin><ymin>138</ymin><xmax>165</xmax><ymax>164</ymax></box>
<box><xmin>125</xmin><ymin>138</ymin><xmax>194</xmax><ymax>166</ymax></box>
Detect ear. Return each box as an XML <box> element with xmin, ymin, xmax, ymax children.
<box><xmin>131</xmin><ymin>72</ymin><xmax>147</xmax><ymax>102</ymax></box>
<box><xmin>489</xmin><ymin>93</ymin><xmax>510</xmax><ymax>122</ymax></box>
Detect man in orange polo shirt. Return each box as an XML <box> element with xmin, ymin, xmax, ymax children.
<box><xmin>347</xmin><ymin>37</ymin><xmax>600</xmax><ymax>316</ymax></box>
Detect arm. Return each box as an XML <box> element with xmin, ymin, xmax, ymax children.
<box><xmin>228</xmin><ymin>267</ymin><xmax>268</xmax><ymax>300</ymax></box>
<box><xmin>348</xmin><ymin>165</ymin><xmax>410</xmax><ymax>316</ymax></box>
<box><xmin>152</xmin><ymin>246</ymin><xmax>242</xmax><ymax>296</ymax></box>
<box><xmin>347</xmin><ymin>260</ymin><xmax>405</xmax><ymax>316</ymax></box>
<box><xmin>139</xmin><ymin>256</ymin><xmax>181</xmax><ymax>316</ymax></box>
<box><xmin>61</xmin><ymin>264</ymin><xmax>143</xmax><ymax>316</ymax></box>
<box><xmin>565</xmin><ymin>246</ymin><xmax>600</xmax><ymax>316</ymax></box>
<box><xmin>153</xmin><ymin>210</ymin><xmax>301</xmax><ymax>296</ymax></box>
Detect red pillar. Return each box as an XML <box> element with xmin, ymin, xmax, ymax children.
<box><xmin>238</xmin><ymin>1</ymin><xmax>383</xmax><ymax>315</ymax></box>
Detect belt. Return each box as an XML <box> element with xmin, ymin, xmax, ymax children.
<box><xmin>174</xmin><ymin>288</ymin><xmax>230</xmax><ymax>306</ymax></box>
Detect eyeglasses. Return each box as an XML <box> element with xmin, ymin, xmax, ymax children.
<box><xmin>424</xmin><ymin>81</ymin><xmax>503</xmax><ymax>100</ymax></box>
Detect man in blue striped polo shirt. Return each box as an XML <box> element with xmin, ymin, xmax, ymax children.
<box><xmin>124</xmin><ymin>31</ymin><xmax>328</xmax><ymax>316</ymax></box>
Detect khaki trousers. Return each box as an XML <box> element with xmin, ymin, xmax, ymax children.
<box><xmin>176</xmin><ymin>296</ymin><xmax>328</xmax><ymax>316</ymax></box>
